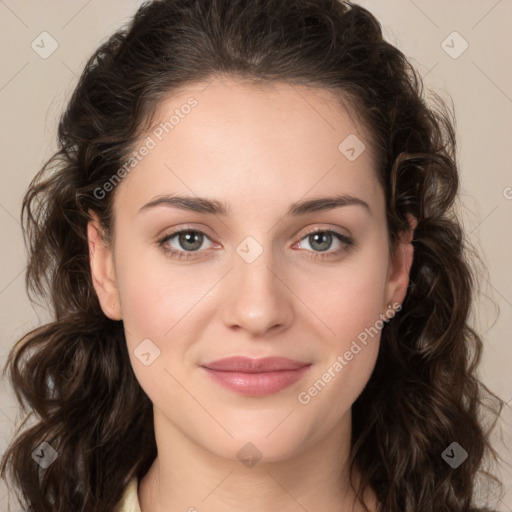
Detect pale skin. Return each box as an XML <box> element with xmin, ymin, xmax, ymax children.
<box><xmin>88</xmin><ymin>77</ymin><xmax>416</xmax><ymax>511</ymax></box>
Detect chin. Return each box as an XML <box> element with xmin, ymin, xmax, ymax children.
<box><xmin>194</xmin><ymin>417</ymin><xmax>316</xmax><ymax>466</ymax></box>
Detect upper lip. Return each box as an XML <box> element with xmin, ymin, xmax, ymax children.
<box><xmin>201</xmin><ymin>356</ymin><xmax>311</xmax><ymax>373</ymax></box>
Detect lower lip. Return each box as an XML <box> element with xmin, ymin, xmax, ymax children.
<box><xmin>201</xmin><ymin>365</ymin><xmax>311</xmax><ymax>396</ymax></box>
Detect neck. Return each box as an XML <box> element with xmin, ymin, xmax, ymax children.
<box><xmin>138</xmin><ymin>407</ymin><xmax>379</xmax><ymax>512</ymax></box>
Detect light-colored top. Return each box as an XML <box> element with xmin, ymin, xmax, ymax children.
<box><xmin>115</xmin><ymin>477</ymin><xmax>142</xmax><ymax>512</ymax></box>
<box><xmin>111</xmin><ymin>477</ymin><xmax>497</xmax><ymax>512</ymax></box>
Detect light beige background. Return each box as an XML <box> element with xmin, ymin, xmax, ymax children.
<box><xmin>0</xmin><ymin>1</ymin><xmax>511</xmax><ymax>510</ymax></box>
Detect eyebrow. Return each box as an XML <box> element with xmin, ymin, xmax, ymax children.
<box><xmin>138</xmin><ymin>193</ymin><xmax>371</xmax><ymax>216</ymax></box>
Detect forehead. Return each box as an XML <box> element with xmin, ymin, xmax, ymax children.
<box><xmin>114</xmin><ymin>77</ymin><xmax>382</xmax><ymax>217</ymax></box>
<box><xmin>145</xmin><ymin>77</ymin><xmax>376</xmax><ymax>161</ymax></box>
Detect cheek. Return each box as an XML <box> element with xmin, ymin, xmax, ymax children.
<box><xmin>113</xmin><ymin>240</ymin><xmax>225</xmax><ymax>398</ymax></box>
<box><xmin>299</xmin><ymin>341</ymin><xmax>379</xmax><ymax>433</ymax></box>
<box><xmin>296</xmin><ymin>267</ymin><xmax>386</xmax><ymax>420</ymax></box>
<box><xmin>114</xmin><ymin>239</ymin><xmax>212</xmax><ymax>342</ymax></box>
<box><xmin>114</xmin><ymin>262</ymin><xmax>205</xmax><ymax>404</ymax></box>
<box><xmin>293</xmin><ymin>243</ymin><xmax>388</xmax><ymax>407</ymax></box>
<box><xmin>300</xmin><ymin>243</ymin><xmax>390</xmax><ymax>346</ymax></box>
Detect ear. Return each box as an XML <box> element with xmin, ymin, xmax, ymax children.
<box><xmin>383</xmin><ymin>213</ymin><xmax>417</xmax><ymax>309</ymax></box>
<box><xmin>87</xmin><ymin>212</ymin><xmax>122</xmax><ymax>320</ymax></box>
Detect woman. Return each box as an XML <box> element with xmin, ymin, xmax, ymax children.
<box><xmin>0</xmin><ymin>0</ymin><xmax>504</xmax><ymax>511</ymax></box>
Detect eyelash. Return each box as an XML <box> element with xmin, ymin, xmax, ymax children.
<box><xmin>157</xmin><ymin>227</ymin><xmax>355</xmax><ymax>261</ymax></box>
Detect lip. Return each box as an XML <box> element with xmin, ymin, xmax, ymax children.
<box><xmin>201</xmin><ymin>356</ymin><xmax>312</xmax><ymax>396</ymax></box>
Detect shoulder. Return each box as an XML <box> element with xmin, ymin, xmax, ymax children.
<box><xmin>114</xmin><ymin>477</ymin><xmax>141</xmax><ymax>512</ymax></box>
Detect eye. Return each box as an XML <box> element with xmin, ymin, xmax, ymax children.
<box><xmin>157</xmin><ymin>228</ymin><xmax>217</xmax><ymax>260</ymax></box>
<box><xmin>294</xmin><ymin>228</ymin><xmax>354</xmax><ymax>259</ymax></box>
<box><xmin>157</xmin><ymin>227</ymin><xmax>354</xmax><ymax>261</ymax></box>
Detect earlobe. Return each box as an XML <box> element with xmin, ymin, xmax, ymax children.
<box><xmin>384</xmin><ymin>213</ymin><xmax>417</xmax><ymax>309</ymax></box>
<box><xmin>87</xmin><ymin>213</ymin><xmax>121</xmax><ymax>320</ymax></box>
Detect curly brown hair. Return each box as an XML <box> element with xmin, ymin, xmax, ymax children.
<box><xmin>0</xmin><ymin>0</ymin><xmax>504</xmax><ymax>511</ymax></box>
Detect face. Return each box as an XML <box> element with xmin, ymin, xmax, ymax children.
<box><xmin>88</xmin><ymin>77</ymin><xmax>413</xmax><ymax>464</ymax></box>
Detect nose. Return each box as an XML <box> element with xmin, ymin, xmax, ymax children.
<box><xmin>220</xmin><ymin>244</ymin><xmax>294</xmax><ymax>338</ymax></box>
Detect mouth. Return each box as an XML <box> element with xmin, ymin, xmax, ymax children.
<box><xmin>200</xmin><ymin>356</ymin><xmax>312</xmax><ymax>396</ymax></box>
